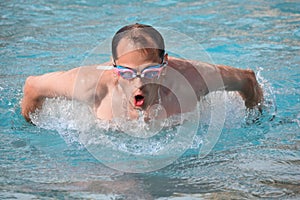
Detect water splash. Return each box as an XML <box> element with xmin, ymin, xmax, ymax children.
<box><xmin>256</xmin><ymin>67</ymin><xmax>277</xmax><ymax>120</ymax></box>
<box><xmin>30</xmin><ymin>85</ymin><xmax>276</xmax><ymax>150</ymax></box>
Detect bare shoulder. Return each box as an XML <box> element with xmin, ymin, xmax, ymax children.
<box><xmin>75</xmin><ymin>65</ymin><xmax>111</xmax><ymax>79</ymax></box>
<box><xmin>168</xmin><ymin>56</ymin><xmax>216</xmax><ymax>71</ymax></box>
<box><xmin>73</xmin><ymin>64</ymin><xmax>115</xmax><ymax>99</ymax></box>
<box><xmin>167</xmin><ymin>56</ymin><xmax>212</xmax><ymax>96</ymax></box>
<box><xmin>167</xmin><ymin>56</ymin><xmax>218</xmax><ymax>79</ymax></box>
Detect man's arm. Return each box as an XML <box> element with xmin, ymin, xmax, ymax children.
<box><xmin>216</xmin><ymin>65</ymin><xmax>263</xmax><ymax>108</ymax></box>
<box><xmin>170</xmin><ymin>57</ymin><xmax>263</xmax><ymax>108</ymax></box>
<box><xmin>197</xmin><ymin>62</ymin><xmax>263</xmax><ymax>108</ymax></box>
<box><xmin>21</xmin><ymin>67</ymin><xmax>107</xmax><ymax>122</ymax></box>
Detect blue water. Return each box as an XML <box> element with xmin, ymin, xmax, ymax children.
<box><xmin>1</xmin><ymin>0</ymin><xmax>300</xmax><ymax>199</ymax></box>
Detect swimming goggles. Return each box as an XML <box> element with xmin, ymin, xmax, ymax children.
<box><xmin>114</xmin><ymin>61</ymin><xmax>167</xmax><ymax>80</ymax></box>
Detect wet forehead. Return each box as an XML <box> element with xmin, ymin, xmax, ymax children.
<box><xmin>117</xmin><ymin>37</ymin><xmax>161</xmax><ymax>54</ymax></box>
<box><xmin>116</xmin><ymin>37</ymin><xmax>160</xmax><ymax>58</ymax></box>
<box><xmin>116</xmin><ymin>38</ymin><xmax>161</xmax><ymax>68</ymax></box>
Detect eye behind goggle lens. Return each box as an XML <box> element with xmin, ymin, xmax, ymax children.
<box><xmin>120</xmin><ymin>71</ymin><xmax>134</xmax><ymax>79</ymax></box>
<box><xmin>144</xmin><ymin>71</ymin><xmax>159</xmax><ymax>79</ymax></box>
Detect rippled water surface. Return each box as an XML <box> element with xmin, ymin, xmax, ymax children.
<box><xmin>1</xmin><ymin>0</ymin><xmax>299</xmax><ymax>199</ymax></box>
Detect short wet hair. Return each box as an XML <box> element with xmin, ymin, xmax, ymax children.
<box><xmin>112</xmin><ymin>23</ymin><xmax>165</xmax><ymax>60</ymax></box>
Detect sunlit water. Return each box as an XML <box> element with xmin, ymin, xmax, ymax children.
<box><xmin>1</xmin><ymin>0</ymin><xmax>299</xmax><ymax>199</ymax></box>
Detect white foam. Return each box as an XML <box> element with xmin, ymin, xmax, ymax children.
<box><xmin>30</xmin><ymin>91</ymin><xmax>245</xmax><ymax>148</ymax></box>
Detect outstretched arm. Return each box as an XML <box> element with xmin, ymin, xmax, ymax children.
<box><xmin>21</xmin><ymin>66</ymin><xmax>107</xmax><ymax>122</ymax></box>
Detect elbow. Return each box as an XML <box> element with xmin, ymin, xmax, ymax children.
<box><xmin>21</xmin><ymin>76</ymin><xmax>43</xmax><ymax>121</ymax></box>
<box><xmin>24</xmin><ymin>76</ymin><xmax>35</xmax><ymax>87</ymax></box>
<box><xmin>24</xmin><ymin>76</ymin><xmax>37</xmax><ymax>96</ymax></box>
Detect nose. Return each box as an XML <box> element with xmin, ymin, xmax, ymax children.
<box><xmin>132</xmin><ymin>76</ymin><xmax>144</xmax><ymax>89</ymax></box>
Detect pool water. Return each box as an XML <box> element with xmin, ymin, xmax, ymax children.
<box><xmin>1</xmin><ymin>0</ymin><xmax>299</xmax><ymax>199</ymax></box>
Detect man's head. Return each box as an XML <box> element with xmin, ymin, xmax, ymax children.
<box><xmin>111</xmin><ymin>24</ymin><xmax>168</xmax><ymax>111</ymax></box>
<box><xmin>112</xmin><ymin>23</ymin><xmax>165</xmax><ymax>61</ymax></box>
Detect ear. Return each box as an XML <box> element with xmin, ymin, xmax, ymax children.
<box><xmin>161</xmin><ymin>53</ymin><xmax>168</xmax><ymax>76</ymax></box>
<box><xmin>161</xmin><ymin>67</ymin><xmax>167</xmax><ymax>76</ymax></box>
<box><xmin>113</xmin><ymin>68</ymin><xmax>118</xmax><ymax>78</ymax></box>
<box><xmin>112</xmin><ymin>71</ymin><xmax>120</xmax><ymax>86</ymax></box>
<box><xmin>110</xmin><ymin>56</ymin><xmax>118</xmax><ymax>78</ymax></box>
<box><xmin>164</xmin><ymin>53</ymin><xmax>168</xmax><ymax>63</ymax></box>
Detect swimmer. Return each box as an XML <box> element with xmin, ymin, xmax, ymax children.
<box><xmin>21</xmin><ymin>23</ymin><xmax>263</xmax><ymax>122</ymax></box>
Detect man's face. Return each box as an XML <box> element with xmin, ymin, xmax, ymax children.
<box><xmin>114</xmin><ymin>44</ymin><xmax>165</xmax><ymax>110</ymax></box>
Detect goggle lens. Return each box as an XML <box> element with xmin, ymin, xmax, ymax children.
<box><xmin>119</xmin><ymin>70</ymin><xmax>135</xmax><ymax>79</ymax></box>
<box><xmin>143</xmin><ymin>70</ymin><xmax>160</xmax><ymax>79</ymax></box>
<box><xmin>115</xmin><ymin>62</ymin><xmax>167</xmax><ymax>80</ymax></box>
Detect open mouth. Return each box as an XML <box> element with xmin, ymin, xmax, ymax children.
<box><xmin>134</xmin><ymin>95</ymin><xmax>145</xmax><ymax>107</ymax></box>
